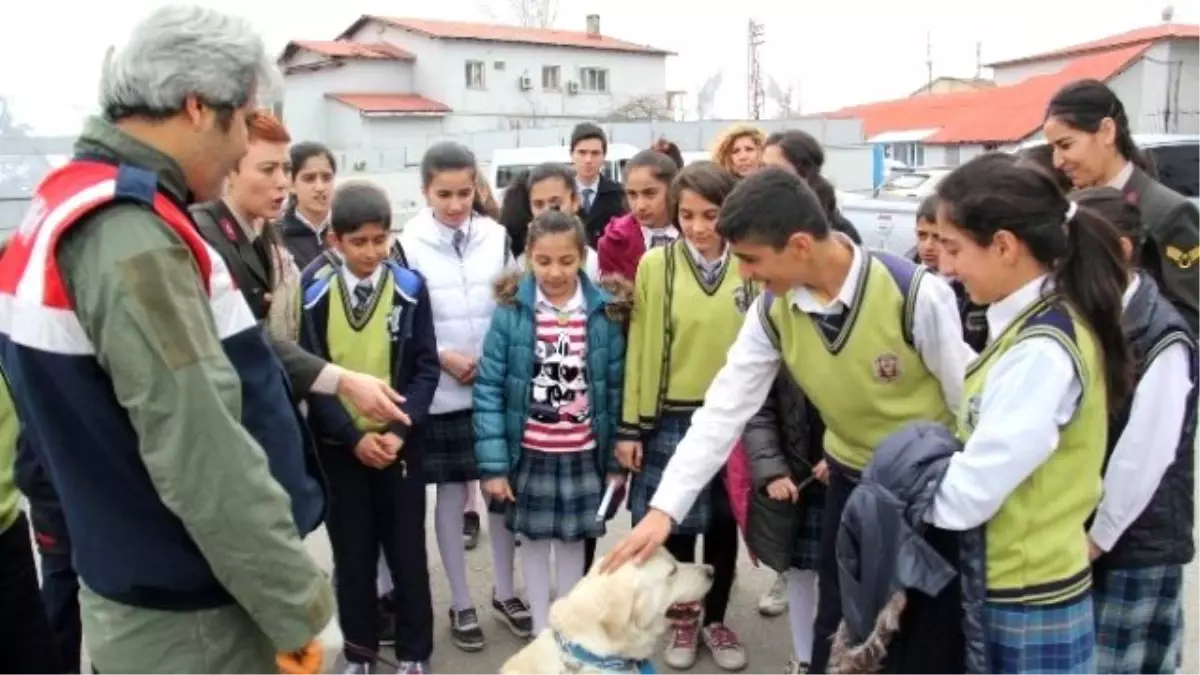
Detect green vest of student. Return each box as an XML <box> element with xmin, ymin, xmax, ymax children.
<box><xmin>958</xmin><ymin>296</ymin><xmax>1106</xmax><ymax>605</ymax></box>
<box><xmin>764</xmin><ymin>254</ymin><xmax>954</xmax><ymax>471</ymax></box>
<box><xmin>328</xmin><ymin>275</ymin><xmax>395</xmax><ymax>432</ymax></box>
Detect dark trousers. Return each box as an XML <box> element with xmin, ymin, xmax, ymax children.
<box><xmin>810</xmin><ymin>465</ymin><xmax>857</xmax><ymax>674</ymax></box>
<box><xmin>663</xmin><ymin>471</ymin><xmax>739</xmax><ymax>624</ymax></box>
<box><xmin>325</xmin><ymin>444</ymin><xmax>433</xmax><ymax>663</ymax></box>
<box><xmin>28</xmin><ymin>500</ymin><xmax>81</xmax><ymax>673</ymax></box>
<box><xmin>0</xmin><ymin>512</ymin><xmax>63</xmax><ymax>674</ymax></box>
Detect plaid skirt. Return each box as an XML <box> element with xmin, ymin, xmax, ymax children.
<box><xmin>628</xmin><ymin>412</ymin><xmax>712</xmax><ymax>536</ymax></box>
<box><xmin>1093</xmin><ymin>564</ymin><xmax>1184</xmax><ymax>674</ymax></box>
<box><xmin>985</xmin><ymin>595</ymin><xmax>1095</xmax><ymax>674</ymax></box>
<box><xmin>422</xmin><ymin>410</ymin><xmax>479</xmax><ymax>485</ymax></box>
<box><xmin>789</xmin><ymin>491</ymin><xmax>825</xmax><ymax>571</ymax></box>
<box><xmin>506</xmin><ymin>449</ymin><xmax>606</xmax><ymax>542</ymax></box>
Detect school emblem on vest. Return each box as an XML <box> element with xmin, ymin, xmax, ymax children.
<box><xmin>732</xmin><ymin>285</ymin><xmax>752</xmax><ymax>314</ymax></box>
<box><xmin>872</xmin><ymin>352</ymin><xmax>901</xmax><ymax>383</ymax></box>
<box><xmin>964</xmin><ymin>394</ymin><xmax>982</xmax><ymax>430</ymax></box>
<box><xmin>386</xmin><ymin>306</ymin><xmax>403</xmax><ymax>340</ymax></box>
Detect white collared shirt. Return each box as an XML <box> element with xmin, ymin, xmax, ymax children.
<box><xmin>536</xmin><ymin>283</ymin><xmax>585</xmax><ymax>313</ymax></box>
<box><xmin>929</xmin><ymin>275</ymin><xmax>1084</xmax><ymax>530</ymax></box>
<box><xmin>648</xmin><ymin>241</ymin><xmax>971</xmax><ymax>522</ymax></box>
<box><xmin>642</xmin><ymin>226</ymin><xmax>678</xmax><ymax>250</ymax></box>
<box><xmin>684</xmin><ymin>240</ymin><xmax>729</xmax><ymax>278</ymax></box>
<box><xmin>295</xmin><ymin>207</ymin><xmax>330</xmax><ymax>237</ymax></box>
<box><xmin>340</xmin><ymin>264</ymin><xmax>385</xmax><ymax>301</ymax></box>
<box><xmin>1089</xmin><ymin>275</ymin><xmax>1194</xmax><ymax>551</ymax></box>
<box><xmin>1107</xmin><ymin>161</ymin><xmax>1134</xmax><ymax>190</ymax></box>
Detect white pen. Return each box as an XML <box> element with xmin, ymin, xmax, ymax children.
<box><xmin>595</xmin><ymin>479</ymin><xmax>620</xmax><ymax>522</ymax></box>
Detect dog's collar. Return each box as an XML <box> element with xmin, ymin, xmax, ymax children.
<box><xmin>553</xmin><ymin>631</ymin><xmax>655</xmax><ymax>674</ymax></box>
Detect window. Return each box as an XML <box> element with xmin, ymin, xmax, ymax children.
<box><xmin>1147</xmin><ymin>144</ymin><xmax>1199</xmax><ymax>197</ymax></box>
<box><xmin>944</xmin><ymin>144</ymin><xmax>961</xmax><ymax>166</ymax></box>
<box><xmin>493</xmin><ymin>61</ymin><xmax>506</xmax><ymax>71</ymax></box>
<box><xmin>542</xmin><ymin>65</ymin><xmax>561</xmax><ymax>91</ymax></box>
<box><xmin>580</xmin><ymin>67</ymin><xmax>609</xmax><ymax>93</ymax></box>
<box><xmin>889</xmin><ymin>142</ymin><xmax>925</xmax><ymax>167</ymax></box>
<box><xmin>465</xmin><ymin>60</ymin><xmax>486</xmax><ymax>89</ymax></box>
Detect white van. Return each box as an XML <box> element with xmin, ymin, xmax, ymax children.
<box><xmin>489</xmin><ymin>143</ymin><xmax>641</xmax><ymax>195</ymax></box>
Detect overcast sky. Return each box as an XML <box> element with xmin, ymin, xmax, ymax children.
<box><xmin>0</xmin><ymin>0</ymin><xmax>1193</xmax><ymax>135</ymax></box>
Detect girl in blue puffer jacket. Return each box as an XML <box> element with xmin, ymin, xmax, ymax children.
<box><xmin>473</xmin><ymin>210</ymin><xmax>631</xmax><ymax>636</ymax></box>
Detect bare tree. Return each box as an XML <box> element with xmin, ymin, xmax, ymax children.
<box><xmin>504</xmin><ymin>0</ymin><xmax>558</xmax><ymax>28</ymax></box>
<box><xmin>604</xmin><ymin>95</ymin><xmax>672</xmax><ymax>122</ymax></box>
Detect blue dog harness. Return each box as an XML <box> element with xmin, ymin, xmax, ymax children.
<box><xmin>554</xmin><ymin>631</ymin><xmax>656</xmax><ymax>674</ymax></box>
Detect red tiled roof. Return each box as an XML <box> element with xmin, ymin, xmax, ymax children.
<box><xmin>326</xmin><ymin>93</ymin><xmax>451</xmax><ymax>115</ymax></box>
<box><xmin>830</xmin><ymin>43</ymin><xmax>1149</xmax><ymax>145</ymax></box>
<box><xmin>986</xmin><ymin>23</ymin><xmax>1198</xmax><ymax>67</ymax></box>
<box><xmin>281</xmin><ymin>40</ymin><xmax>415</xmax><ymax>64</ymax></box>
<box><xmin>341</xmin><ymin>15</ymin><xmax>673</xmax><ymax>55</ymax></box>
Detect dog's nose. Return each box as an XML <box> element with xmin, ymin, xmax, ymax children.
<box><xmin>701</xmin><ymin>564</ymin><xmax>715</xmax><ymax>578</ymax></box>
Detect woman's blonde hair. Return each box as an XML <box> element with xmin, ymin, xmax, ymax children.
<box><xmin>711</xmin><ymin>124</ymin><xmax>766</xmax><ymax>173</ymax></box>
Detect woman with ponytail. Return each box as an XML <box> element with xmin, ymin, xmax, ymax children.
<box><xmin>762</xmin><ymin>130</ymin><xmax>862</xmax><ymax>244</ymax></box>
<box><xmin>928</xmin><ymin>152</ymin><xmax>1132</xmax><ymax>674</ymax></box>
<box><xmin>1044</xmin><ymin>78</ymin><xmax>1198</xmax><ymax>335</ymax></box>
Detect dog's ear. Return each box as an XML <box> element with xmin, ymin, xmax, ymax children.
<box><xmin>596</xmin><ymin>575</ymin><xmax>638</xmax><ymax>638</ymax></box>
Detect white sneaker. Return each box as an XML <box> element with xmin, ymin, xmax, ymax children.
<box><xmin>663</xmin><ymin>604</ymin><xmax>701</xmax><ymax>670</ymax></box>
<box><xmin>785</xmin><ymin>658</ymin><xmax>810</xmax><ymax>674</ymax></box>
<box><xmin>344</xmin><ymin>662</ymin><xmax>372</xmax><ymax>674</ymax></box>
<box><xmin>702</xmin><ymin>623</ymin><xmax>747</xmax><ymax>671</ymax></box>
<box><xmin>758</xmin><ymin>574</ymin><xmax>788</xmax><ymax>617</ymax></box>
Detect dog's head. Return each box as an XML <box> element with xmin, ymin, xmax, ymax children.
<box><xmin>548</xmin><ymin>549</ymin><xmax>713</xmax><ymax>661</ymax></box>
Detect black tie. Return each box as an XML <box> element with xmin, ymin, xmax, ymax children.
<box><xmin>815</xmin><ymin>310</ymin><xmax>847</xmax><ymax>343</ymax></box>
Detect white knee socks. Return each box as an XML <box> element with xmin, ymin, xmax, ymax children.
<box><xmin>519</xmin><ymin>539</ymin><xmax>586</xmax><ymax>634</ymax></box>
<box><xmin>434</xmin><ymin>482</ymin><xmax>473</xmax><ymax>610</ymax></box>
<box><xmin>785</xmin><ymin>569</ymin><xmax>819</xmax><ymax>663</ymax></box>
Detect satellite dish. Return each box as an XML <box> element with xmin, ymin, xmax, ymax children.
<box><xmin>1162</xmin><ymin>5</ymin><xmax>1175</xmax><ymax>22</ymax></box>
<box><xmin>696</xmin><ymin>71</ymin><xmax>723</xmax><ymax>120</ymax></box>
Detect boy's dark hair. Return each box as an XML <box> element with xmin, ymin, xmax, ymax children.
<box><xmin>527</xmin><ymin>209</ymin><xmax>587</xmax><ymax>257</ymax></box>
<box><xmin>420</xmin><ymin>141</ymin><xmax>477</xmax><ymax>188</ymax></box>
<box><xmin>937</xmin><ymin>152</ymin><xmax>1133</xmax><ymax>409</ymax></box>
<box><xmin>916</xmin><ymin>195</ymin><xmax>938</xmax><ymax>223</ymax></box>
<box><xmin>570</xmin><ymin>122</ymin><xmax>608</xmax><ymax>154</ymax></box>
<box><xmin>671</xmin><ymin>161</ymin><xmax>737</xmax><ymax>219</ymax></box>
<box><xmin>331</xmin><ymin>180</ymin><xmax>392</xmax><ymax>235</ymax></box>
<box><xmin>498</xmin><ymin>163</ymin><xmax>578</xmax><ymax>259</ymax></box>
<box><xmin>717</xmin><ymin>166</ymin><xmax>831</xmax><ymax>248</ymax></box>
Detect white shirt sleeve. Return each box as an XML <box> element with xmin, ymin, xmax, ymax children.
<box><xmin>1089</xmin><ymin>340</ymin><xmax>1194</xmax><ymax>551</ymax></box>
<box><xmin>586</xmin><ymin>247</ymin><xmax>601</xmax><ymax>281</ymax></box>
<box><xmin>649</xmin><ymin>297</ymin><xmax>782</xmax><ymax>522</ymax></box>
<box><xmin>929</xmin><ymin>336</ymin><xmax>1082</xmax><ymax>530</ymax></box>
<box><xmin>911</xmin><ymin>273</ymin><xmax>974</xmax><ymax>413</ymax></box>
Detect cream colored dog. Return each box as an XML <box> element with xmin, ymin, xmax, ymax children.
<box><xmin>501</xmin><ymin>550</ymin><xmax>713</xmax><ymax>674</ymax></box>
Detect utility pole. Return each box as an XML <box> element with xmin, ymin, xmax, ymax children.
<box><xmin>925</xmin><ymin>31</ymin><xmax>933</xmax><ymax>91</ymax></box>
<box><xmin>975</xmin><ymin>40</ymin><xmax>983</xmax><ymax>78</ymax></box>
<box><xmin>747</xmin><ymin>19</ymin><xmax>766</xmax><ymax>121</ymax></box>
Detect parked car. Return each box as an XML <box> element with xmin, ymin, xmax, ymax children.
<box><xmin>874</xmin><ymin>166</ymin><xmax>953</xmax><ymax>199</ymax></box>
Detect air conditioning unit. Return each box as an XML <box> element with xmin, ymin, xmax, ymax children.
<box><xmin>566</xmin><ymin>81</ymin><xmax>580</xmax><ymax>95</ymax></box>
<box><xmin>518</xmin><ymin>75</ymin><xmax>533</xmax><ymax>91</ymax></box>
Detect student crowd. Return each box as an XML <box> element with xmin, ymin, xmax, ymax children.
<box><xmin>0</xmin><ymin>5</ymin><xmax>1196</xmax><ymax>675</ymax></box>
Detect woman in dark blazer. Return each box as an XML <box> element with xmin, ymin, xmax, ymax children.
<box><xmin>1043</xmin><ymin>78</ymin><xmax>1199</xmax><ymax>335</ymax></box>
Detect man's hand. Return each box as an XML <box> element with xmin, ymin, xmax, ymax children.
<box><xmin>812</xmin><ymin>459</ymin><xmax>830</xmax><ymax>485</ymax></box>
<box><xmin>599</xmin><ymin>508</ymin><xmax>672</xmax><ymax>573</ymax></box>
<box><xmin>616</xmin><ymin>440</ymin><xmax>643</xmax><ymax>472</ymax></box>
<box><xmin>766</xmin><ymin>476</ymin><xmax>799</xmax><ymax>502</ymax></box>
<box><xmin>440</xmin><ymin>350</ymin><xmax>477</xmax><ymax>384</ymax></box>
<box><xmin>337</xmin><ymin>371</ymin><xmax>409</xmax><ymax>425</ymax></box>
<box><xmin>276</xmin><ymin>640</ymin><xmax>322</xmax><ymax>675</ymax></box>
<box><xmin>353</xmin><ymin>433</ymin><xmax>394</xmax><ymax>469</ymax></box>
<box><xmin>484</xmin><ymin>477</ymin><xmax>516</xmax><ymax>503</ymax></box>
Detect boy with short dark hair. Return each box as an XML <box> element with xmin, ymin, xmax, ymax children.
<box><xmin>300</xmin><ymin>180</ymin><xmax>441</xmax><ymax>674</ymax></box>
<box><xmin>569</xmin><ymin>122</ymin><xmax>627</xmax><ymax>251</ymax></box>
<box><xmin>912</xmin><ymin>195</ymin><xmax>988</xmax><ymax>351</ymax></box>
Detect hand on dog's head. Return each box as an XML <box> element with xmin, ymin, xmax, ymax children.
<box><xmin>549</xmin><ymin>549</ymin><xmax>714</xmax><ymax>660</ymax></box>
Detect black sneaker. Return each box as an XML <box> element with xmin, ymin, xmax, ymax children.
<box><xmin>492</xmin><ymin>594</ymin><xmax>534</xmax><ymax>638</ymax></box>
<box><xmin>463</xmin><ymin>511</ymin><xmax>481</xmax><ymax>551</ymax></box>
<box><xmin>449</xmin><ymin>607</ymin><xmax>485</xmax><ymax>652</ymax></box>
<box><xmin>377</xmin><ymin>599</ymin><xmax>396</xmax><ymax>647</ymax></box>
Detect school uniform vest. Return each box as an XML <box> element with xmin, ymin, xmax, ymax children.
<box><xmin>1103</xmin><ymin>273</ymin><xmax>1196</xmax><ymax>568</ymax></box>
<box><xmin>958</xmin><ymin>296</ymin><xmax>1106</xmax><ymax>605</ymax></box>
<box><xmin>762</xmin><ymin>252</ymin><xmax>954</xmax><ymax>472</ymax></box>
<box><xmin>0</xmin><ymin>160</ymin><xmax>325</xmax><ymax>610</ymax></box>
<box><xmin>327</xmin><ymin>274</ymin><xmax>397</xmax><ymax>432</ymax></box>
